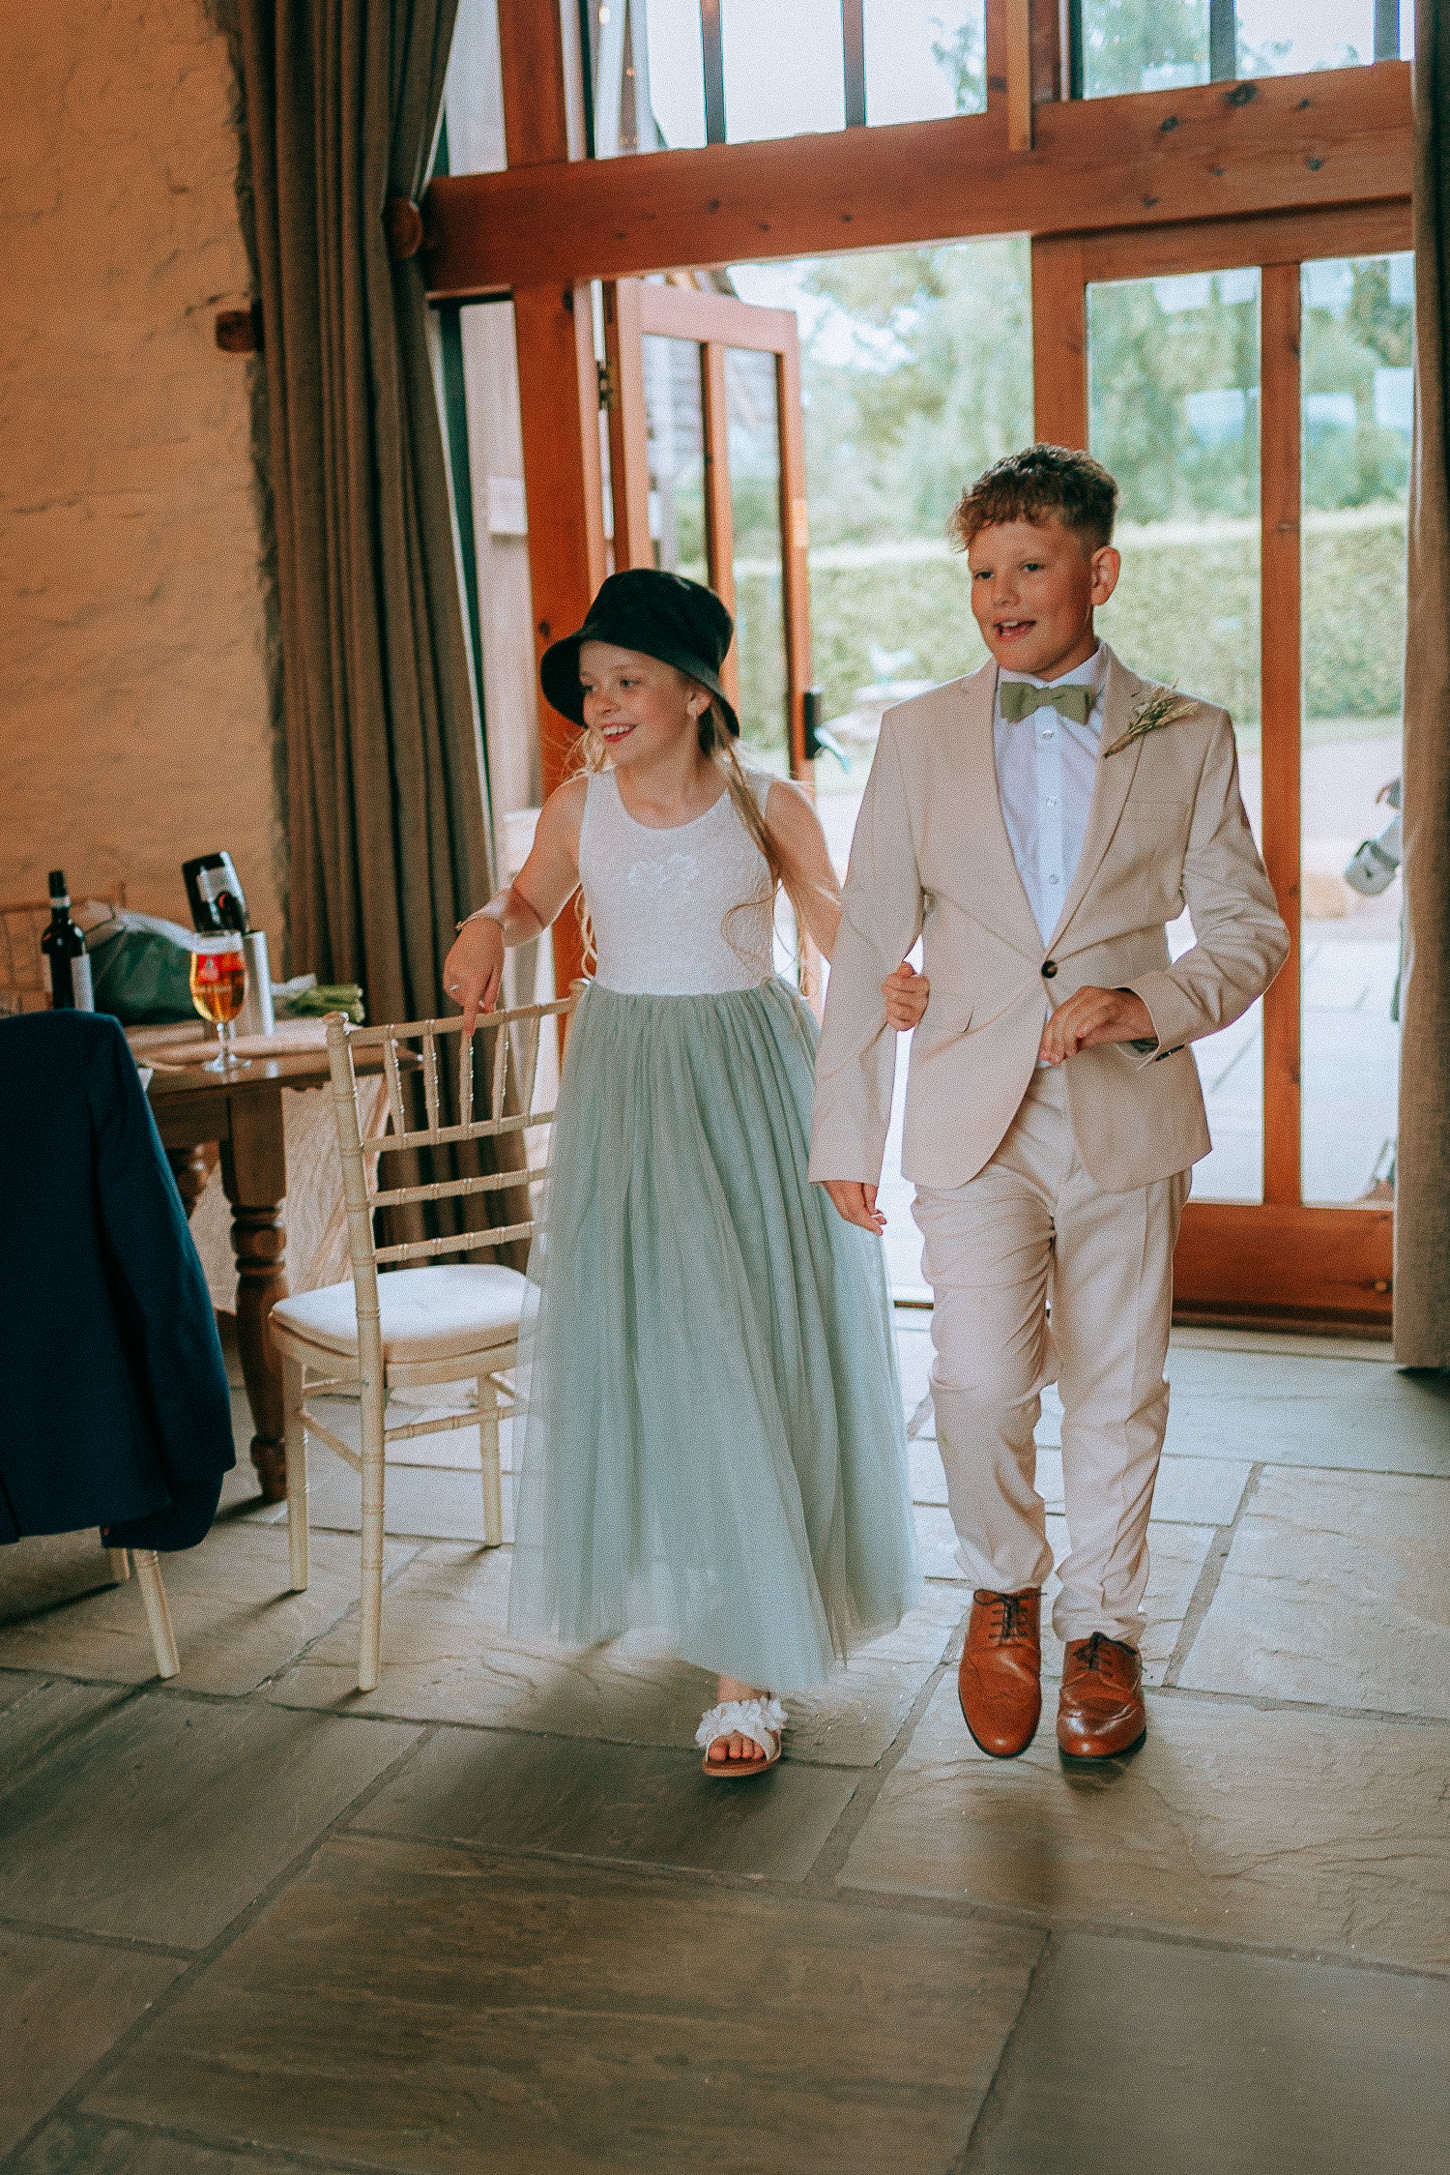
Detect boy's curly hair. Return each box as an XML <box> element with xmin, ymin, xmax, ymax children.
<box><xmin>949</xmin><ymin>444</ymin><xmax>1119</xmax><ymax>553</ymax></box>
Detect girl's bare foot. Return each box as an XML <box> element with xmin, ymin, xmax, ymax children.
<box><xmin>708</xmin><ymin>1676</ymin><xmax>767</xmax><ymax>1765</ymax></box>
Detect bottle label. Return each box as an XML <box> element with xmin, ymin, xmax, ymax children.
<box><xmin>72</xmin><ymin>953</ymin><xmax>94</xmax><ymax>1010</ymax></box>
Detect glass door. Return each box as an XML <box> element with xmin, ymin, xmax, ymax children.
<box><xmin>602</xmin><ymin>279</ymin><xmax>813</xmax><ymax>778</ymax></box>
<box><xmin>1032</xmin><ymin>206</ymin><xmax>1409</xmax><ymax>1330</ymax></box>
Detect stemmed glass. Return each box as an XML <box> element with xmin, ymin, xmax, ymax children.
<box><xmin>189</xmin><ymin>932</ymin><xmax>251</xmax><ymax>1072</ymax></box>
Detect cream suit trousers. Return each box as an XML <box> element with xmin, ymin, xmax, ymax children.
<box><xmin>912</xmin><ymin>1064</ymin><xmax>1188</xmax><ymax>1647</ymax></box>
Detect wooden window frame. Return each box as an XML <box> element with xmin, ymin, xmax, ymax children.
<box><xmin>440</xmin><ymin>0</ymin><xmax>1412</xmax><ymax>1330</ymax></box>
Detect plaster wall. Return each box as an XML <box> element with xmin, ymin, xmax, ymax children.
<box><xmin>0</xmin><ymin>1</ymin><xmax>281</xmax><ymax>949</ymax></box>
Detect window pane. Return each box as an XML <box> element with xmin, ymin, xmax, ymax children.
<box><xmin>725</xmin><ymin>348</ymin><xmax>788</xmax><ymax>756</ymax></box>
<box><xmin>1089</xmin><ymin>267</ymin><xmax>1263</xmax><ymax>1201</ymax></box>
<box><xmin>721</xmin><ymin>0</ymin><xmax>845</xmax><ymax>141</ymax></box>
<box><xmin>642</xmin><ymin>335</ymin><xmax>706</xmax><ymax>574</ymax></box>
<box><xmin>862</xmin><ymin>0</ymin><xmax>987</xmax><ymax>123</ymax></box>
<box><xmin>1299</xmin><ymin>253</ymin><xmax>1410</xmax><ymax>1205</ymax></box>
<box><xmin>1080</xmin><ymin>0</ymin><xmax>1210</xmax><ymax>99</ymax></box>
<box><xmin>641</xmin><ymin>0</ymin><xmax>706</xmax><ymax>150</ymax></box>
<box><xmin>1238</xmin><ymin>0</ymin><xmax>1377</xmax><ymax>74</ymax></box>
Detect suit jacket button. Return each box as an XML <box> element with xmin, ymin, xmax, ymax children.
<box><xmin>1041</xmin><ymin>959</ymin><xmax>1057</xmax><ymax>979</ymax></box>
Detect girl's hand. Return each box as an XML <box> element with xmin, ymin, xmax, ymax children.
<box><xmin>883</xmin><ymin>959</ymin><xmax>929</xmax><ymax>1031</ymax></box>
<box><xmin>443</xmin><ymin>916</ymin><xmax>506</xmax><ymax>1037</ymax></box>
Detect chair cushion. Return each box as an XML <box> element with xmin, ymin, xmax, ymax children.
<box><xmin>271</xmin><ymin>1263</ymin><xmax>528</xmax><ymax>1363</ymax></box>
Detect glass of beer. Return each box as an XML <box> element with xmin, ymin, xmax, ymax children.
<box><xmin>189</xmin><ymin>932</ymin><xmax>250</xmax><ymax>1072</ymax></box>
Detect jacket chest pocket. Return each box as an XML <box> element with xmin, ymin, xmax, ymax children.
<box><xmin>1119</xmin><ymin>799</ymin><xmax>1190</xmax><ymax>852</ymax></box>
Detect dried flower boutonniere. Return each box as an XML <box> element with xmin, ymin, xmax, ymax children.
<box><xmin>1102</xmin><ymin>685</ymin><xmax>1199</xmax><ymax>759</ymax></box>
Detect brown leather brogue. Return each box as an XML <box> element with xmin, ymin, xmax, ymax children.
<box><xmin>1057</xmin><ymin>1633</ymin><xmax>1147</xmax><ymax>1759</ymax></box>
<box><xmin>958</xmin><ymin>1588</ymin><xmax>1042</xmax><ymax>1757</ymax></box>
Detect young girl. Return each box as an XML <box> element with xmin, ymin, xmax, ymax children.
<box><xmin>444</xmin><ymin>569</ymin><xmax>923</xmax><ymax>1775</ymax></box>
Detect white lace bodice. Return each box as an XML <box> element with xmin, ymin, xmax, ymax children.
<box><xmin>579</xmin><ymin>767</ymin><xmax>776</xmax><ymax>995</ymax></box>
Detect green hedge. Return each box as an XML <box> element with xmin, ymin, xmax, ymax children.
<box><xmin>734</xmin><ymin>509</ymin><xmax>1407</xmax><ymax>752</ymax></box>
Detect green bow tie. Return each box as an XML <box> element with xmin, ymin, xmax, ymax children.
<box><xmin>1000</xmin><ymin>680</ymin><xmax>1095</xmax><ymax>727</ymax></box>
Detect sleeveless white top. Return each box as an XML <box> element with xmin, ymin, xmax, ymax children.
<box><xmin>579</xmin><ymin>767</ymin><xmax>776</xmax><ymax>996</ymax></box>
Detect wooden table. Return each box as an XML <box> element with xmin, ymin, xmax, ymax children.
<box><xmin>137</xmin><ymin>1028</ymin><xmax>389</xmax><ymax>1504</ymax></box>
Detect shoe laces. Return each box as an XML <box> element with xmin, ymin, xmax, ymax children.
<box><xmin>988</xmin><ymin>1592</ymin><xmax>1032</xmax><ymax>1643</ymax></box>
<box><xmin>1077</xmin><ymin>1632</ymin><xmax>1116</xmax><ymax>1673</ymax></box>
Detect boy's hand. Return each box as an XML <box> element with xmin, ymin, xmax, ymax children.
<box><xmin>1039</xmin><ymin>985</ymin><xmax>1155</xmax><ymax>1065</ymax></box>
<box><xmin>819</xmin><ymin>1179</ymin><xmax>887</xmax><ymax>1235</ymax></box>
<box><xmin>882</xmin><ymin>959</ymin><xmax>929</xmax><ymax>1031</ymax></box>
<box><xmin>443</xmin><ymin>917</ymin><xmax>506</xmax><ymax>1037</ymax></box>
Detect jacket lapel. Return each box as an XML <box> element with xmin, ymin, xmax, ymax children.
<box><xmin>1046</xmin><ymin>645</ymin><xmax>1147</xmax><ymax>945</ymax></box>
<box><xmin>953</xmin><ymin>661</ymin><xmax>1042</xmax><ymax>957</ymax></box>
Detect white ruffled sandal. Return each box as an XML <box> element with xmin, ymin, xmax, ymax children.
<box><xmin>695</xmin><ymin>1695</ymin><xmax>786</xmax><ymax>1779</ymax></box>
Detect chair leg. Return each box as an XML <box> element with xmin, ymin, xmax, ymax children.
<box><xmin>108</xmin><ymin>1548</ymin><xmax>132</xmax><ymax>1583</ymax></box>
<box><xmin>132</xmin><ymin>1550</ymin><xmax>179</xmax><ymax>1680</ymax></box>
<box><xmin>478</xmin><ymin>1376</ymin><xmax>504</xmax><ymax>1547</ymax></box>
<box><xmin>283</xmin><ymin>1355</ymin><xmax>310</xmax><ymax>1592</ymax></box>
<box><xmin>357</xmin><ymin>1375</ymin><xmax>386</xmax><ymax>1693</ymax></box>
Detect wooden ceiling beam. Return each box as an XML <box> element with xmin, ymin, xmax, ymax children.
<box><xmin>424</xmin><ymin>61</ymin><xmax>1411</xmax><ymax>298</ymax></box>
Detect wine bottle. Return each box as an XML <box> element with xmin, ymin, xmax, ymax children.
<box><xmin>41</xmin><ymin>871</ymin><xmax>94</xmax><ymax>1010</ymax></box>
<box><xmin>182</xmin><ymin>852</ymin><xmax>250</xmax><ymax>935</ymax></box>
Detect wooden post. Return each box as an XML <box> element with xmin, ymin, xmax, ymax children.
<box><xmin>498</xmin><ymin>0</ymin><xmax>599</xmax><ymax>1002</ymax></box>
<box><xmin>1031</xmin><ymin>234</ymin><xmax>1088</xmax><ymax>446</ymax></box>
<box><xmin>777</xmin><ymin>333</ymin><xmax>812</xmax><ymax>782</ymax></box>
<box><xmin>700</xmin><ymin>341</ymin><xmax>740</xmax><ymax>716</ymax></box>
<box><xmin>497</xmin><ymin>0</ymin><xmax>570</xmax><ymax>165</ymax></box>
<box><xmin>513</xmin><ymin>282</ymin><xmax>605</xmax><ymax>1000</ymax></box>
<box><xmin>603</xmin><ymin>280</ymin><xmax>652</xmax><ymax>568</ymax></box>
<box><xmin>1259</xmin><ymin>260</ymin><xmax>1303</xmax><ymax>1206</ymax></box>
<box><xmin>1005</xmin><ymin>0</ymin><xmax>1034</xmax><ymax>153</ymax></box>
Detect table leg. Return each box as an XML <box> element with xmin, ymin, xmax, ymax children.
<box><xmin>167</xmin><ymin>1145</ymin><xmax>212</xmax><ymax>1219</ymax></box>
<box><xmin>220</xmin><ymin>1089</ymin><xmax>290</xmax><ymax>1503</ymax></box>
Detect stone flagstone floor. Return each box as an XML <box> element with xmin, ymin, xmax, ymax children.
<box><xmin>0</xmin><ymin>1324</ymin><xmax>1447</xmax><ymax>2173</ymax></box>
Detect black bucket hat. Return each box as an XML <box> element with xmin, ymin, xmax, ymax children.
<box><xmin>539</xmin><ymin>568</ymin><xmax>739</xmax><ymax>737</ymax></box>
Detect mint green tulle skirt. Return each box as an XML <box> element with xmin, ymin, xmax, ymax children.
<box><xmin>508</xmin><ymin>976</ymin><xmax>920</xmax><ymax>1691</ymax></box>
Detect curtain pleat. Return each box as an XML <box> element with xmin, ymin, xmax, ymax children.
<box><xmin>1396</xmin><ymin>8</ymin><xmax>1450</xmax><ymax>1366</ymax></box>
<box><xmin>238</xmin><ymin>0</ymin><xmax>490</xmax><ymax>1020</ymax></box>
<box><xmin>238</xmin><ymin>0</ymin><xmax>527</xmax><ymax>1258</ymax></box>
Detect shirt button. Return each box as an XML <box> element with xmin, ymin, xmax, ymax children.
<box><xmin>1040</xmin><ymin>727</ymin><xmax>1054</xmax><ymax>738</ymax></box>
<box><xmin>1046</xmin><ymin>796</ymin><xmax>1059</xmax><ymax>807</ymax></box>
<box><xmin>1048</xmin><ymin>873</ymin><xmax>1060</xmax><ymax>886</ymax></box>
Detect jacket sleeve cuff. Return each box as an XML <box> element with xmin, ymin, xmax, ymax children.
<box><xmin>1122</xmin><ymin>973</ymin><xmax>1194</xmax><ymax>1070</ymax></box>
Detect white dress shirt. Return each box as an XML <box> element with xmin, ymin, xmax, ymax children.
<box><xmin>994</xmin><ymin>645</ymin><xmax>1108</xmax><ymax>944</ymax></box>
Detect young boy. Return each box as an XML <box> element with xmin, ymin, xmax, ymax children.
<box><xmin>810</xmin><ymin>444</ymin><xmax>1287</xmax><ymax>1760</ymax></box>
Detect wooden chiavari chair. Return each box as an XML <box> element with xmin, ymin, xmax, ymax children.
<box><xmin>268</xmin><ymin>993</ymin><xmax>576</xmax><ymax>1691</ymax></box>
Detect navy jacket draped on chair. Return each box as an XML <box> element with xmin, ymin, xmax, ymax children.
<box><xmin>0</xmin><ymin>1011</ymin><xmax>234</xmax><ymax>1549</ymax></box>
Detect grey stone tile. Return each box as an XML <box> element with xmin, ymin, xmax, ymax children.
<box><xmin>842</xmin><ymin>1675</ymin><xmax>1450</xmax><ymax>1971</ymax></box>
<box><xmin>269</xmin><ymin>1542</ymin><xmax>963</xmax><ymax>1767</ymax></box>
<box><xmin>0</xmin><ymin>1930</ymin><xmax>182</xmax><ymax>2157</ymax></box>
<box><xmin>918</xmin><ymin>1512</ymin><xmax>1214</xmax><ymax>1685</ymax></box>
<box><xmin>976</xmin><ymin>1931</ymin><xmax>1450</xmax><ymax>2175</ymax></box>
<box><xmin>0</xmin><ymin>1533</ymin><xmax>132</xmax><ymax>1624</ymax></box>
<box><xmin>0</xmin><ymin>1694</ymin><xmax>419</xmax><ymax>1948</ymax></box>
<box><xmin>1163</xmin><ymin>1347</ymin><xmax>1450</xmax><ymax>1475</ymax></box>
<box><xmin>301</xmin><ymin>1454</ymin><xmax>513</xmax><ymax>1544</ymax></box>
<box><xmin>894</xmin><ymin>1327</ymin><xmax>934</xmax><ymax>1416</ymax></box>
<box><xmin>0</xmin><ymin>1676</ymin><xmax>131</xmax><ymax>1784</ymax></box>
<box><xmin>908</xmin><ymin>1436</ymin><xmax>948</xmax><ymax>1503</ymax></box>
<box><xmin>0</xmin><ymin>1524</ymin><xmax>421</xmax><ymax>1695</ymax></box>
<box><xmin>10</xmin><ymin>2124</ymin><xmax>354</xmax><ymax>2175</ymax></box>
<box><xmin>88</xmin><ymin>1834</ymin><xmax>1043</xmax><ymax>2175</ymax></box>
<box><xmin>360</xmin><ymin>1725</ymin><xmax>856</xmax><ymax>1880</ymax></box>
<box><xmin>1179</xmin><ymin>1466</ymin><xmax>1450</xmax><ymax>1716</ymax></box>
<box><xmin>908</xmin><ymin>1437</ymin><xmax>1246</xmax><ymax>1526</ymax></box>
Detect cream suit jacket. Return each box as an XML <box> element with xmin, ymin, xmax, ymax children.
<box><xmin>809</xmin><ymin>645</ymin><xmax>1289</xmax><ymax>1195</ymax></box>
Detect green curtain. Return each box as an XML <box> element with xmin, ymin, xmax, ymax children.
<box><xmin>1397</xmin><ymin>6</ymin><xmax>1450</xmax><ymax>1367</ymax></box>
<box><xmin>237</xmin><ymin>0</ymin><xmax>492</xmax><ymax>1021</ymax></box>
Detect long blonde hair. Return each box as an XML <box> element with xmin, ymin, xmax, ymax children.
<box><xmin>571</xmin><ymin>676</ymin><xmax>831</xmax><ymax>974</ymax></box>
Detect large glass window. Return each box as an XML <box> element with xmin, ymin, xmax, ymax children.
<box><xmin>1089</xmin><ymin>267</ymin><xmax>1264</xmax><ymax>1201</ymax></box>
<box><xmin>1299</xmin><ymin>251</ymin><xmax>1411</xmax><ymax>1205</ymax></box>
<box><xmin>587</xmin><ymin>0</ymin><xmax>986</xmax><ymax>156</ymax></box>
<box><xmin>1075</xmin><ymin>0</ymin><xmax>1410</xmax><ymax>98</ymax></box>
